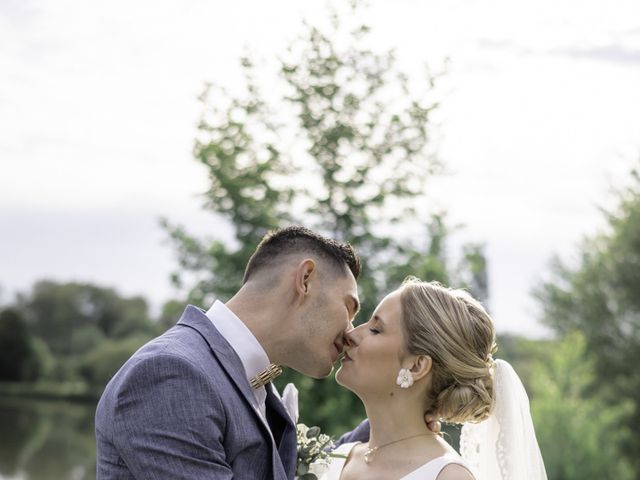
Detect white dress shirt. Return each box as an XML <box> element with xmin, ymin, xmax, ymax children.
<box><xmin>205</xmin><ymin>300</ymin><xmax>271</xmax><ymax>421</ymax></box>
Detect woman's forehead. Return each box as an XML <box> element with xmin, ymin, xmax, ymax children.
<box><xmin>376</xmin><ymin>289</ymin><xmax>403</xmax><ymax>322</ymax></box>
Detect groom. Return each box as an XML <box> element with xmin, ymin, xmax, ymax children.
<box><xmin>95</xmin><ymin>226</ymin><xmax>363</xmax><ymax>479</ymax></box>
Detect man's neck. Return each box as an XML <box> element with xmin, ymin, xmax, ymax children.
<box><xmin>225</xmin><ymin>289</ymin><xmax>286</xmax><ymax>365</ymax></box>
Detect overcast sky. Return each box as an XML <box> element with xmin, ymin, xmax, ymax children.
<box><xmin>1</xmin><ymin>0</ymin><xmax>639</xmax><ymax>337</ymax></box>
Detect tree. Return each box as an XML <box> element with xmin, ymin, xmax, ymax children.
<box><xmin>529</xmin><ymin>332</ymin><xmax>633</xmax><ymax>480</ymax></box>
<box><xmin>78</xmin><ymin>335</ymin><xmax>154</xmax><ymax>388</ymax></box>
<box><xmin>157</xmin><ymin>299</ymin><xmax>189</xmax><ymax>333</ymax></box>
<box><xmin>162</xmin><ymin>2</ymin><xmax>490</xmax><ymax>317</ymax></box>
<box><xmin>0</xmin><ymin>309</ymin><xmax>40</xmax><ymax>381</ymax></box>
<box><xmin>163</xmin><ymin>2</ymin><xmax>488</xmax><ymax>434</ymax></box>
<box><xmin>18</xmin><ymin>281</ymin><xmax>155</xmax><ymax>356</ymax></box>
<box><xmin>535</xmin><ymin>163</ymin><xmax>640</xmax><ymax>476</ymax></box>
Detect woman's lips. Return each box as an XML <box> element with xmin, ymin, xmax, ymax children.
<box><xmin>342</xmin><ymin>351</ymin><xmax>353</xmax><ymax>362</ymax></box>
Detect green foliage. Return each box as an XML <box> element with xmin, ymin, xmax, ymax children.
<box><xmin>164</xmin><ymin>2</ymin><xmax>488</xmax><ymax>436</ymax></box>
<box><xmin>0</xmin><ymin>309</ymin><xmax>40</xmax><ymax>382</ymax></box>
<box><xmin>529</xmin><ymin>332</ymin><xmax>634</xmax><ymax>480</ymax></box>
<box><xmin>162</xmin><ymin>3</ymin><xmax>486</xmax><ymax>315</ymax></box>
<box><xmin>493</xmin><ymin>333</ymin><xmax>554</xmax><ymax>397</ymax></box>
<box><xmin>18</xmin><ymin>281</ymin><xmax>155</xmax><ymax>356</ymax></box>
<box><xmin>275</xmin><ymin>371</ymin><xmax>365</xmax><ymax>438</ymax></box>
<box><xmin>535</xmin><ymin>164</ymin><xmax>640</xmax><ymax>475</ymax></box>
<box><xmin>29</xmin><ymin>337</ymin><xmax>55</xmax><ymax>380</ymax></box>
<box><xmin>69</xmin><ymin>324</ymin><xmax>106</xmax><ymax>356</ymax></box>
<box><xmin>157</xmin><ymin>299</ymin><xmax>189</xmax><ymax>333</ymax></box>
<box><xmin>2</xmin><ymin>280</ymin><xmax>157</xmax><ymax>393</ymax></box>
<box><xmin>77</xmin><ymin>335</ymin><xmax>152</xmax><ymax>388</ymax></box>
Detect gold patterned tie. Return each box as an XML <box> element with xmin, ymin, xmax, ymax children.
<box><xmin>250</xmin><ymin>363</ymin><xmax>283</xmax><ymax>389</ymax></box>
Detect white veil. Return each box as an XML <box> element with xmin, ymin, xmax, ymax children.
<box><xmin>460</xmin><ymin>359</ymin><xmax>548</xmax><ymax>480</ymax></box>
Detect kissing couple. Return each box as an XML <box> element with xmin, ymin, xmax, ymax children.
<box><xmin>96</xmin><ymin>226</ymin><xmax>547</xmax><ymax>479</ymax></box>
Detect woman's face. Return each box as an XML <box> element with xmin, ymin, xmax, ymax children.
<box><xmin>336</xmin><ymin>288</ymin><xmax>410</xmax><ymax>396</ymax></box>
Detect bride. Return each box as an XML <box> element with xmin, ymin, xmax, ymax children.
<box><xmin>318</xmin><ymin>278</ymin><xmax>547</xmax><ymax>480</ymax></box>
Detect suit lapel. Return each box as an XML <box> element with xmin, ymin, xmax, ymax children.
<box><xmin>177</xmin><ymin>306</ymin><xmax>258</xmax><ymax>412</ymax></box>
<box><xmin>176</xmin><ymin>305</ymin><xmax>289</xmax><ymax>479</ymax></box>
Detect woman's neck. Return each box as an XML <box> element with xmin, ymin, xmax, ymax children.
<box><xmin>362</xmin><ymin>393</ymin><xmax>432</xmax><ymax>448</ymax></box>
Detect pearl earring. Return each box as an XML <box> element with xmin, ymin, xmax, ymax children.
<box><xmin>396</xmin><ymin>368</ymin><xmax>414</xmax><ymax>388</ymax></box>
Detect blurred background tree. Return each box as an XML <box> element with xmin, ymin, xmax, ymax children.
<box><xmin>529</xmin><ymin>332</ymin><xmax>633</xmax><ymax>480</ymax></box>
<box><xmin>0</xmin><ymin>309</ymin><xmax>40</xmax><ymax>382</ymax></box>
<box><xmin>8</xmin><ymin>281</ymin><xmax>158</xmax><ymax>391</ymax></box>
<box><xmin>535</xmin><ymin>163</ymin><xmax>640</xmax><ymax>477</ymax></box>
<box><xmin>162</xmin><ymin>2</ymin><xmax>487</xmax><ymax>435</ymax></box>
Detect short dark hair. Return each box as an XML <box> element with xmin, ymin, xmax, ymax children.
<box><xmin>243</xmin><ymin>226</ymin><xmax>361</xmax><ymax>283</ymax></box>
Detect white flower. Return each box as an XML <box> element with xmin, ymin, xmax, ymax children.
<box><xmin>308</xmin><ymin>458</ymin><xmax>330</xmax><ymax>479</ymax></box>
<box><xmin>396</xmin><ymin>368</ymin><xmax>414</xmax><ymax>388</ymax></box>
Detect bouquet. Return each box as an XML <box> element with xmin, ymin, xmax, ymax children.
<box><xmin>295</xmin><ymin>423</ymin><xmax>335</xmax><ymax>480</ymax></box>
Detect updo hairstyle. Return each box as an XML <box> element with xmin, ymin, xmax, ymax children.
<box><xmin>399</xmin><ymin>278</ymin><xmax>497</xmax><ymax>423</ymax></box>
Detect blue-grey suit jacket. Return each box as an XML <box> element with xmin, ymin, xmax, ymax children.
<box><xmin>95</xmin><ymin>305</ymin><xmax>297</xmax><ymax>479</ymax></box>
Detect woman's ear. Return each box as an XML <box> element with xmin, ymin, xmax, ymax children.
<box><xmin>294</xmin><ymin>258</ymin><xmax>316</xmax><ymax>298</ymax></box>
<box><xmin>409</xmin><ymin>355</ymin><xmax>433</xmax><ymax>382</ymax></box>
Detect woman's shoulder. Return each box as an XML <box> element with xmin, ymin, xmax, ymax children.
<box><xmin>434</xmin><ymin>462</ymin><xmax>475</xmax><ymax>480</ymax></box>
<box><xmin>402</xmin><ymin>453</ymin><xmax>475</xmax><ymax>480</ymax></box>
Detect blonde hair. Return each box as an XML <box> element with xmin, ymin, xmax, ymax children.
<box><xmin>399</xmin><ymin>277</ymin><xmax>497</xmax><ymax>423</ymax></box>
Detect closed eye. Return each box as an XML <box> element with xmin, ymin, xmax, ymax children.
<box><xmin>369</xmin><ymin>328</ymin><xmax>381</xmax><ymax>334</ymax></box>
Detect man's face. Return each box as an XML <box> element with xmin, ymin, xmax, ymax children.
<box><xmin>291</xmin><ymin>269</ymin><xmax>359</xmax><ymax>378</ymax></box>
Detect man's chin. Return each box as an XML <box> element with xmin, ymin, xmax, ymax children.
<box><xmin>297</xmin><ymin>363</ymin><xmax>334</xmax><ymax>379</ymax></box>
<box><xmin>322</xmin><ymin>364</ymin><xmax>335</xmax><ymax>378</ymax></box>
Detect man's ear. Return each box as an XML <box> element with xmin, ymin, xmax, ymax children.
<box><xmin>294</xmin><ymin>258</ymin><xmax>316</xmax><ymax>298</ymax></box>
<box><xmin>409</xmin><ymin>355</ymin><xmax>433</xmax><ymax>382</ymax></box>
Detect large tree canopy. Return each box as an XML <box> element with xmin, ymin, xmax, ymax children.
<box><xmin>163</xmin><ymin>4</ymin><xmax>487</xmax><ymax>318</ymax></box>
<box><xmin>163</xmin><ymin>3</ymin><xmax>488</xmax><ymax>435</ymax></box>
<box><xmin>535</xmin><ymin>163</ymin><xmax>640</xmax><ymax>476</ymax></box>
<box><xmin>17</xmin><ymin>280</ymin><xmax>153</xmax><ymax>356</ymax></box>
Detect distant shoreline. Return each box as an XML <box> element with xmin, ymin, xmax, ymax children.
<box><xmin>0</xmin><ymin>381</ymin><xmax>101</xmax><ymax>403</ymax></box>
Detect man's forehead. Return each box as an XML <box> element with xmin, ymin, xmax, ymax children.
<box><xmin>330</xmin><ymin>270</ymin><xmax>358</xmax><ymax>296</ymax></box>
<box><xmin>336</xmin><ymin>271</ymin><xmax>358</xmax><ymax>293</ymax></box>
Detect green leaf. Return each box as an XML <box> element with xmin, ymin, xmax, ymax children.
<box><xmin>306</xmin><ymin>426</ymin><xmax>321</xmax><ymax>438</ymax></box>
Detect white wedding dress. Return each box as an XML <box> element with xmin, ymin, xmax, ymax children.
<box><xmin>318</xmin><ymin>441</ymin><xmax>470</xmax><ymax>480</ymax></box>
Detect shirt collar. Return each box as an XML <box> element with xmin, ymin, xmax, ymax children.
<box><xmin>205</xmin><ymin>300</ymin><xmax>270</xmax><ymax>383</ymax></box>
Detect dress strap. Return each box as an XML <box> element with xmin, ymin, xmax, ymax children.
<box><xmin>401</xmin><ymin>454</ymin><xmax>472</xmax><ymax>479</ymax></box>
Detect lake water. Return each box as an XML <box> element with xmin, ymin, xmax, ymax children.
<box><xmin>0</xmin><ymin>397</ymin><xmax>96</xmax><ymax>480</ymax></box>
<box><xmin>0</xmin><ymin>396</ymin><xmax>463</xmax><ymax>479</ymax></box>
